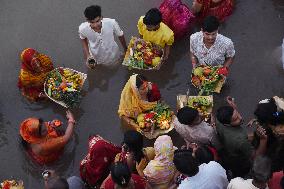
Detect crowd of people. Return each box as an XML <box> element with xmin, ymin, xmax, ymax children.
<box><xmin>6</xmin><ymin>0</ymin><xmax>284</xmax><ymax>189</ymax></box>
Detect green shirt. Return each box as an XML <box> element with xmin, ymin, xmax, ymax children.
<box><xmin>216</xmin><ymin>121</ymin><xmax>253</xmax><ymax>175</ymax></box>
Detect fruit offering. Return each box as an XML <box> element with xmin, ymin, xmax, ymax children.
<box><xmin>123</xmin><ymin>37</ymin><xmax>163</xmax><ymax>70</ymax></box>
<box><xmin>45</xmin><ymin>68</ymin><xmax>87</xmax><ymax>108</ymax></box>
<box><xmin>0</xmin><ymin>180</ymin><xmax>24</xmax><ymax>189</ymax></box>
<box><xmin>191</xmin><ymin>65</ymin><xmax>226</xmax><ymax>95</ymax></box>
<box><xmin>187</xmin><ymin>96</ymin><xmax>213</xmax><ymax>121</ymax></box>
<box><xmin>136</xmin><ymin>103</ymin><xmax>173</xmax><ymax>132</ymax></box>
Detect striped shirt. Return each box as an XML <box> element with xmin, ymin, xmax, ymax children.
<box><xmin>190</xmin><ymin>31</ymin><xmax>235</xmax><ymax>66</ymax></box>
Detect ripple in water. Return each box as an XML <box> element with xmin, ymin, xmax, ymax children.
<box><xmin>0</xmin><ymin>114</ymin><xmax>8</xmax><ymax>148</ymax></box>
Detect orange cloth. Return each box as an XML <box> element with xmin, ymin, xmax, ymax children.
<box><xmin>27</xmin><ymin>136</ymin><xmax>66</xmax><ymax>165</ymax></box>
<box><xmin>20</xmin><ymin>118</ymin><xmax>41</xmax><ymax>144</ymax></box>
<box><xmin>18</xmin><ymin>48</ymin><xmax>54</xmax><ymax>101</ymax></box>
<box><xmin>20</xmin><ymin>118</ymin><xmax>66</xmax><ymax>164</ymax></box>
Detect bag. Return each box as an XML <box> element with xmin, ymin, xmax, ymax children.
<box><xmin>159</xmin><ymin>0</ymin><xmax>195</xmax><ymax>40</ymax></box>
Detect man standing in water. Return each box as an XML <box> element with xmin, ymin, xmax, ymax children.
<box><xmin>190</xmin><ymin>16</ymin><xmax>235</xmax><ymax>72</ymax></box>
<box><xmin>79</xmin><ymin>5</ymin><xmax>127</xmax><ymax>68</ymax></box>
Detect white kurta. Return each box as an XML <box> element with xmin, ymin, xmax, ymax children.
<box><xmin>79</xmin><ymin>18</ymin><xmax>123</xmax><ymax>65</ymax></box>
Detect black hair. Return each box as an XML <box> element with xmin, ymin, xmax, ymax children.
<box><xmin>136</xmin><ymin>74</ymin><xmax>147</xmax><ymax>89</ymax></box>
<box><xmin>251</xmin><ymin>156</ymin><xmax>272</xmax><ymax>183</ymax></box>
<box><xmin>177</xmin><ymin>107</ymin><xmax>199</xmax><ymax>125</ymax></box>
<box><xmin>47</xmin><ymin>177</ymin><xmax>69</xmax><ymax>189</ymax></box>
<box><xmin>254</xmin><ymin>98</ymin><xmax>284</xmax><ymax>126</ymax></box>
<box><xmin>202</xmin><ymin>16</ymin><xmax>220</xmax><ymax>33</ymax></box>
<box><xmin>38</xmin><ymin>118</ymin><xmax>44</xmax><ymax>136</ymax></box>
<box><xmin>123</xmin><ymin>130</ymin><xmax>144</xmax><ymax>162</ymax></box>
<box><xmin>84</xmin><ymin>5</ymin><xmax>102</xmax><ymax>21</ymax></box>
<box><xmin>20</xmin><ymin>137</ymin><xmax>28</xmax><ymax>150</ymax></box>
<box><xmin>110</xmin><ymin>162</ymin><xmax>131</xmax><ymax>187</ymax></box>
<box><xmin>173</xmin><ymin>149</ymin><xmax>199</xmax><ymax>177</ymax></box>
<box><xmin>280</xmin><ymin>176</ymin><xmax>284</xmax><ymax>189</ymax></box>
<box><xmin>194</xmin><ymin>145</ymin><xmax>214</xmax><ymax>165</ymax></box>
<box><xmin>143</xmin><ymin>8</ymin><xmax>162</xmax><ymax>26</ymax></box>
<box><xmin>216</xmin><ymin>106</ymin><xmax>234</xmax><ymax>124</ymax></box>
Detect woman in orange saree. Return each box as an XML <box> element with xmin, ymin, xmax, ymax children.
<box><xmin>18</xmin><ymin>48</ymin><xmax>54</xmax><ymax>101</ymax></box>
<box><xmin>20</xmin><ymin>110</ymin><xmax>76</xmax><ymax>165</ymax></box>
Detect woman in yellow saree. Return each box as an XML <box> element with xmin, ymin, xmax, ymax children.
<box><xmin>118</xmin><ymin>74</ymin><xmax>161</xmax><ymax>128</ymax></box>
<box><xmin>18</xmin><ymin>48</ymin><xmax>54</xmax><ymax>101</ymax></box>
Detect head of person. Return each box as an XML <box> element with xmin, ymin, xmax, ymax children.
<box><xmin>136</xmin><ymin>74</ymin><xmax>150</xmax><ymax>97</ymax></box>
<box><xmin>20</xmin><ymin>118</ymin><xmax>48</xmax><ymax>144</ymax></box>
<box><xmin>254</xmin><ymin>98</ymin><xmax>284</xmax><ymax>126</ymax></box>
<box><xmin>20</xmin><ymin>48</ymin><xmax>42</xmax><ymax>73</ymax></box>
<box><xmin>84</xmin><ymin>5</ymin><xmax>102</xmax><ymax>30</ymax></box>
<box><xmin>45</xmin><ymin>177</ymin><xmax>69</xmax><ymax>189</ymax></box>
<box><xmin>177</xmin><ymin>107</ymin><xmax>201</xmax><ymax>126</ymax></box>
<box><xmin>216</xmin><ymin>105</ymin><xmax>243</xmax><ymax>126</ymax></box>
<box><xmin>154</xmin><ymin>135</ymin><xmax>175</xmax><ymax>161</ymax></box>
<box><xmin>143</xmin><ymin>8</ymin><xmax>162</xmax><ymax>31</ymax></box>
<box><xmin>173</xmin><ymin>149</ymin><xmax>199</xmax><ymax>177</ymax></box>
<box><xmin>123</xmin><ymin>130</ymin><xmax>144</xmax><ymax>162</ymax></box>
<box><xmin>251</xmin><ymin>156</ymin><xmax>272</xmax><ymax>185</ymax></box>
<box><xmin>201</xmin><ymin>16</ymin><xmax>220</xmax><ymax>45</ymax></box>
<box><xmin>193</xmin><ymin>145</ymin><xmax>214</xmax><ymax>164</ymax></box>
<box><xmin>110</xmin><ymin>162</ymin><xmax>131</xmax><ymax>188</ymax></box>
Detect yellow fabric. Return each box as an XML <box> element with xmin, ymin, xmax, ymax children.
<box><xmin>137</xmin><ymin>16</ymin><xmax>174</xmax><ymax>48</ymax></box>
<box><xmin>118</xmin><ymin>74</ymin><xmax>157</xmax><ymax>118</ymax></box>
<box><xmin>19</xmin><ymin>54</ymin><xmax>53</xmax><ymax>87</ymax></box>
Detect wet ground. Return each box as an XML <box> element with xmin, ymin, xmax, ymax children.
<box><xmin>0</xmin><ymin>0</ymin><xmax>284</xmax><ymax>188</ymax></box>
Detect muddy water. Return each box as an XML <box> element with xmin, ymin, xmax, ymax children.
<box><xmin>0</xmin><ymin>0</ymin><xmax>284</xmax><ymax>188</ymax></box>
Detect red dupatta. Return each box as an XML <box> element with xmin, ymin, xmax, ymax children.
<box><xmin>196</xmin><ymin>0</ymin><xmax>234</xmax><ymax>22</ymax></box>
<box><xmin>80</xmin><ymin>135</ymin><xmax>121</xmax><ymax>187</ymax></box>
<box><xmin>103</xmin><ymin>174</ymin><xmax>146</xmax><ymax>189</ymax></box>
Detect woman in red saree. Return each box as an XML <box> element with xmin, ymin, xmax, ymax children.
<box><xmin>80</xmin><ymin>135</ymin><xmax>122</xmax><ymax>188</ymax></box>
<box><xmin>18</xmin><ymin>48</ymin><xmax>54</xmax><ymax>101</ymax></box>
<box><xmin>100</xmin><ymin>162</ymin><xmax>146</xmax><ymax>189</ymax></box>
<box><xmin>20</xmin><ymin>110</ymin><xmax>75</xmax><ymax>165</ymax></box>
<box><xmin>115</xmin><ymin>130</ymin><xmax>155</xmax><ymax>174</ymax></box>
<box><xmin>192</xmin><ymin>0</ymin><xmax>234</xmax><ymax>23</ymax></box>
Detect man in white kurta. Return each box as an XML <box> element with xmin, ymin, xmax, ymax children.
<box><xmin>79</xmin><ymin>5</ymin><xmax>127</xmax><ymax>67</ymax></box>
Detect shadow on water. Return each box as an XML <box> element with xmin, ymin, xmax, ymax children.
<box><xmin>86</xmin><ymin>63</ymin><xmax>120</xmax><ymax>92</ymax></box>
<box><xmin>272</xmin><ymin>0</ymin><xmax>284</xmax><ymax>8</ymax></box>
<box><xmin>21</xmin><ymin>96</ymin><xmax>52</xmax><ymax>111</ymax></box>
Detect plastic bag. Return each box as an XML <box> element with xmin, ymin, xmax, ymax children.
<box><xmin>159</xmin><ymin>0</ymin><xmax>195</xmax><ymax>40</ymax></box>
